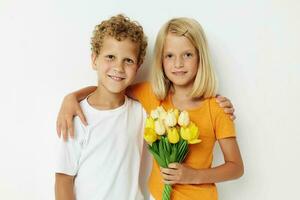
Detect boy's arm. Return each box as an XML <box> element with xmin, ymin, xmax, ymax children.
<box><xmin>57</xmin><ymin>86</ymin><xmax>96</xmax><ymax>140</ymax></box>
<box><xmin>55</xmin><ymin>173</ymin><xmax>75</xmax><ymax>200</ymax></box>
<box><xmin>57</xmin><ymin>85</ymin><xmax>137</xmax><ymax>140</ymax></box>
<box><xmin>73</xmin><ymin>86</ymin><xmax>97</xmax><ymax>101</ymax></box>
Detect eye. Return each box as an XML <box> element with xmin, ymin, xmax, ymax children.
<box><xmin>124</xmin><ymin>58</ymin><xmax>134</xmax><ymax>65</ymax></box>
<box><xmin>106</xmin><ymin>55</ymin><xmax>115</xmax><ymax>61</ymax></box>
<box><xmin>183</xmin><ymin>52</ymin><xmax>193</xmax><ymax>58</ymax></box>
<box><xmin>165</xmin><ymin>54</ymin><xmax>173</xmax><ymax>59</ymax></box>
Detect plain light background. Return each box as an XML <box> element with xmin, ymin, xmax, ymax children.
<box><xmin>0</xmin><ymin>0</ymin><xmax>299</xmax><ymax>199</ymax></box>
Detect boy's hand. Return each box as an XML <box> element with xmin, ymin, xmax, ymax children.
<box><xmin>161</xmin><ymin>163</ymin><xmax>200</xmax><ymax>185</ymax></box>
<box><xmin>56</xmin><ymin>94</ymin><xmax>87</xmax><ymax>141</ymax></box>
<box><xmin>216</xmin><ymin>95</ymin><xmax>236</xmax><ymax>120</ymax></box>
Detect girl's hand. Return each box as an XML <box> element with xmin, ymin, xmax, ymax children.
<box><xmin>56</xmin><ymin>94</ymin><xmax>87</xmax><ymax>140</ymax></box>
<box><xmin>216</xmin><ymin>95</ymin><xmax>236</xmax><ymax>120</ymax></box>
<box><xmin>160</xmin><ymin>163</ymin><xmax>201</xmax><ymax>185</ymax></box>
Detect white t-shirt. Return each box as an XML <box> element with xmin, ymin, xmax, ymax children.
<box><xmin>56</xmin><ymin>96</ymin><xmax>147</xmax><ymax>200</ymax></box>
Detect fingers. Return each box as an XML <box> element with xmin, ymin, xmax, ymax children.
<box><xmin>160</xmin><ymin>168</ymin><xmax>179</xmax><ymax>185</ymax></box>
<box><xmin>161</xmin><ymin>167</ymin><xmax>178</xmax><ymax>175</ymax></box>
<box><xmin>224</xmin><ymin>108</ymin><xmax>236</xmax><ymax>120</ymax></box>
<box><xmin>61</xmin><ymin>121</ymin><xmax>68</xmax><ymax>141</ymax></box>
<box><xmin>160</xmin><ymin>163</ymin><xmax>182</xmax><ymax>184</ymax></box>
<box><xmin>216</xmin><ymin>96</ymin><xmax>236</xmax><ymax>121</ymax></box>
<box><xmin>77</xmin><ymin>110</ymin><xmax>88</xmax><ymax>126</ymax></box>
<box><xmin>219</xmin><ymin>100</ymin><xmax>233</xmax><ymax>108</ymax></box>
<box><xmin>67</xmin><ymin>119</ymin><xmax>74</xmax><ymax>139</ymax></box>
<box><xmin>161</xmin><ymin>172</ymin><xmax>177</xmax><ymax>181</ymax></box>
<box><xmin>230</xmin><ymin>114</ymin><xmax>236</xmax><ymax>120</ymax></box>
<box><xmin>56</xmin><ymin>119</ymin><xmax>61</xmax><ymax>138</ymax></box>
<box><xmin>57</xmin><ymin>115</ymin><xmax>76</xmax><ymax>141</ymax></box>
<box><xmin>224</xmin><ymin>108</ymin><xmax>235</xmax><ymax>114</ymax></box>
<box><xmin>57</xmin><ymin>115</ymin><xmax>67</xmax><ymax>141</ymax></box>
<box><xmin>216</xmin><ymin>95</ymin><xmax>226</xmax><ymax>102</ymax></box>
<box><xmin>56</xmin><ymin>108</ymin><xmax>85</xmax><ymax>141</ymax></box>
<box><xmin>216</xmin><ymin>96</ymin><xmax>232</xmax><ymax>107</ymax></box>
<box><xmin>168</xmin><ymin>163</ymin><xmax>180</xmax><ymax>169</ymax></box>
<box><xmin>163</xmin><ymin>180</ymin><xmax>176</xmax><ymax>185</ymax></box>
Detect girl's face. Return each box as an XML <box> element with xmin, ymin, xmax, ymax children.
<box><xmin>162</xmin><ymin>33</ymin><xmax>199</xmax><ymax>89</ymax></box>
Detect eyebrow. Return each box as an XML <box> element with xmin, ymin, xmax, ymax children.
<box><xmin>163</xmin><ymin>49</ymin><xmax>195</xmax><ymax>54</ymax></box>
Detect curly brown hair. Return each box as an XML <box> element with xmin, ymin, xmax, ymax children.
<box><xmin>91</xmin><ymin>14</ymin><xmax>148</xmax><ymax>65</ymax></box>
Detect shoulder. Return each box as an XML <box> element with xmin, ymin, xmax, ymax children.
<box><xmin>205</xmin><ymin>98</ymin><xmax>236</xmax><ymax>139</ymax></box>
<box><xmin>130</xmin><ymin>81</ymin><xmax>152</xmax><ymax>92</ymax></box>
<box><xmin>72</xmin><ymin>116</ymin><xmax>87</xmax><ymax>139</ymax></box>
<box><xmin>126</xmin><ymin>97</ymin><xmax>147</xmax><ymax>115</ymax></box>
<box><xmin>129</xmin><ymin>81</ymin><xmax>160</xmax><ymax>113</ymax></box>
<box><xmin>205</xmin><ymin>97</ymin><xmax>227</xmax><ymax>122</ymax></box>
<box><xmin>70</xmin><ymin>99</ymin><xmax>89</xmax><ymax>137</ymax></box>
<box><xmin>206</xmin><ymin>97</ymin><xmax>222</xmax><ymax>114</ymax></box>
<box><xmin>206</xmin><ymin>97</ymin><xmax>221</xmax><ymax>112</ymax></box>
<box><xmin>206</xmin><ymin>97</ymin><xmax>234</xmax><ymax>125</ymax></box>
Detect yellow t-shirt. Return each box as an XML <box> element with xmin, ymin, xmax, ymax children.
<box><xmin>131</xmin><ymin>82</ymin><xmax>236</xmax><ymax>200</ymax></box>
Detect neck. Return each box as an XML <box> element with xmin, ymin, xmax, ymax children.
<box><xmin>171</xmin><ymin>84</ymin><xmax>194</xmax><ymax>101</ymax></box>
<box><xmin>171</xmin><ymin>83</ymin><xmax>203</xmax><ymax>111</ymax></box>
<box><xmin>88</xmin><ymin>85</ymin><xmax>125</xmax><ymax>110</ymax></box>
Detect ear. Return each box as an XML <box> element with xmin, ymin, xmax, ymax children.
<box><xmin>136</xmin><ymin>64</ymin><xmax>141</xmax><ymax>72</ymax></box>
<box><xmin>91</xmin><ymin>52</ymin><xmax>98</xmax><ymax>70</ymax></box>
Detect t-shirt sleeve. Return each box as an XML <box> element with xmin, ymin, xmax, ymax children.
<box><xmin>55</xmin><ymin>117</ymin><xmax>85</xmax><ymax>176</ymax></box>
<box><xmin>209</xmin><ymin>98</ymin><xmax>236</xmax><ymax>139</ymax></box>
<box><xmin>128</xmin><ymin>82</ymin><xmax>160</xmax><ymax>114</ymax></box>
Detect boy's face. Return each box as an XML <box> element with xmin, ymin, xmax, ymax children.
<box><xmin>92</xmin><ymin>36</ymin><xmax>140</xmax><ymax>94</ymax></box>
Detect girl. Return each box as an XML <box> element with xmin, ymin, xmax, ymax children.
<box><xmin>56</xmin><ymin>17</ymin><xmax>243</xmax><ymax>200</ymax></box>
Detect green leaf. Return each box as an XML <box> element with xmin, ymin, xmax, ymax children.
<box><xmin>152</xmin><ymin>141</ymin><xmax>159</xmax><ymax>153</ymax></box>
<box><xmin>177</xmin><ymin>141</ymin><xmax>189</xmax><ymax>162</ymax></box>
<box><xmin>179</xmin><ymin>149</ymin><xmax>189</xmax><ymax>163</ymax></box>
<box><xmin>148</xmin><ymin>146</ymin><xmax>166</xmax><ymax>167</ymax></box>
<box><xmin>158</xmin><ymin>139</ymin><xmax>167</xmax><ymax>167</ymax></box>
<box><xmin>165</xmin><ymin>137</ymin><xmax>171</xmax><ymax>153</ymax></box>
<box><xmin>162</xmin><ymin>138</ymin><xmax>170</xmax><ymax>165</ymax></box>
<box><xmin>178</xmin><ymin>140</ymin><xmax>187</xmax><ymax>154</ymax></box>
<box><xmin>169</xmin><ymin>145</ymin><xmax>178</xmax><ymax>163</ymax></box>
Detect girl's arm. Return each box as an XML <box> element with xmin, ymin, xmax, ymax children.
<box><xmin>161</xmin><ymin>137</ymin><xmax>244</xmax><ymax>184</ymax></box>
<box><xmin>55</xmin><ymin>173</ymin><xmax>75</xmax><ymax>200</ymax></box>
<box><xmin>56</xmin><ymin>86</ymin><xmax>96</xmax><ymax>140</ymax></box>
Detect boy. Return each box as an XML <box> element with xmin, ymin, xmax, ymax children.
<box><xmin>55</xmin><ymin>14</ymin><xmax>148</xmax><ymax>200</ymax></box>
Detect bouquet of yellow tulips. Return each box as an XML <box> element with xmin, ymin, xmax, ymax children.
<box><xmin>144</xmin><ymin>106</ymin><xmax>201</xmax><ymax>200</ymax></box>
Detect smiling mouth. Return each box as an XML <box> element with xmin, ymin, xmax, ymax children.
<box><xmin>108</xmin><ymin>75</ymin><xmax>125</xmax><ymax>81</ymax></box>
<box><xmin>172</xmin><ymin>71</ymin><xmax>187</xmax><ymax>76</ymax></box>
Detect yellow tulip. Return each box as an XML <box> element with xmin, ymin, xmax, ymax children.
<box><xmin>150</xmin><ymin>109</ymin><xmax>159</xmax><ymax>119</ymax></box>
<box><xmin>155</xmin><ymin>119</ymin><xmax>166</xmax><ymax>135</ymax></box>
<box><xmin>145</xmin><ymin>117</ymin><xmax>155</xmax><ymax>129</ymax></box>
<box><xmin>180</xmin><ymin>122</ymin><xmax>201</xmax><ymax>144</ymax></box>
<box><xmin>178</xmin><ymin>111</ymin><xmax>190</xmax><ymax>127</ymax></box>
<box><xmin>164</xmin><ymin>110</ymin><xmax>177</xmax><ymax>127</ymax></box>
<box><xmin>167</xmin><ymin>127</ymin><xmax>180</xmax><ymax>144</ymax></box>
<box><xmin>144</xmin><ymin>128</ymin><xmax>158</xmax><ymax>144</ymax></box>
<box><xmin>173</xmin><ymin>109</ymin><xmax>179</xmax><ymax>121</ymax></box>
<box><xmin>157</xmin><ymin>106</ymin><xmax>167</xmax><ymax>120</ymax></box>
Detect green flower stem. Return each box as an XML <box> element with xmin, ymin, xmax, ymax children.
<box><xmin>162</xmin><ymin>184</ymin><xmax>172</xmax><ymax>200</ymax></box>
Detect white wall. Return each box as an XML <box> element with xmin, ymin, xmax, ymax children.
<box><xmin>0</xmin><ymin>0</ymin><xmax>299</xmax><ymax>199</ymax></box>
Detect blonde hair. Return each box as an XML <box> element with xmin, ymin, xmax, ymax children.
<box><xmin>151</xmin><ymin>17</ymin><xmax>217</xmax><ymax>100</ymax></box>
<box><xmin>91</xmin><ymin>14</ymin><xmax>147</xmax><ymax>65</ymax></box>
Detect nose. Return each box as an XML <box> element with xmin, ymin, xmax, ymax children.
<box><xmin>174</xmin><ymin>57</ymin><xmax>183</xmax><ymax>68</ymax></box>
<box><xmin>113</xmin><ymin>61</ymin><xmax>125</xmax><ymax>73</ymax></box>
